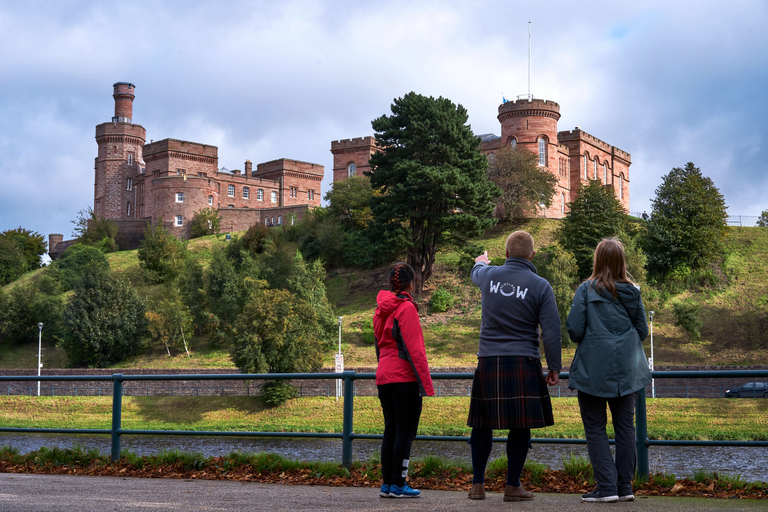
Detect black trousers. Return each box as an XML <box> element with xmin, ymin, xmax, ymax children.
<box><xmin>378</xmin><ymin>382</ymin><xmax>423</xmax><ymax>487</ymax></box>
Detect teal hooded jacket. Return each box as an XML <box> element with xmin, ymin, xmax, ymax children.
<box><xmin>566</xmin><ymin>280</ymin><xmax>651</xmax><ymax>398</ymax></box>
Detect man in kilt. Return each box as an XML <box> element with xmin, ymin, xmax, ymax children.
<box><xmin>467</xmin><ymin>230</ymin><xmax>561</xmax><ymax>501</ymax></box>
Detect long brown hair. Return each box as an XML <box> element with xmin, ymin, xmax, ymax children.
<box><xmin>389</xmin><ymin>262</ymin><xmax>415</xmax><ymax>295</ymax></box>
<box><xmin>588</xmin><ymin>238</ymin><xmax>633</xmax><ymax>298</ymax></box>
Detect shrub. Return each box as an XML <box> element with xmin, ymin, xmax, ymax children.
<box><xmin>260</xmin><ymin>380</ymin><xmax>298</xmax><ymax>407</ymax></box>
<box><xmin>429</xmin><ymin>288</ymin><xmax>455</xmax><ymax>313</ymax></box>
<box><xmin>137</xmin><ymin>220</ymin><xmax>188</xmax><ymax>283</ymax></box>
<box><xmin>672</xmin><ymin>301</ymin><xmax>702</xmax><ymax>341</ymax></box>
<box><xmin>361</xmin><ymin>319</ymin><xmax>375</xmax><ymax>345</ymax></box>
<box><xmin>190</xmin><ymin>207</ymin><xmax>221</xmax><ymax>238</ymax></box>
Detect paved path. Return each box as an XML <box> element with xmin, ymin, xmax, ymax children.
<box><xmin>0</xmin><ymin>473</ymin><xmax>764</xmax><ymax>512</ymax></box>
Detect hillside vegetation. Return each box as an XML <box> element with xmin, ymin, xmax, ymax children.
<box><xmin>1</xmin><ymin>219</ymin><xmax>767</xmax><ymax>370</ymax></box>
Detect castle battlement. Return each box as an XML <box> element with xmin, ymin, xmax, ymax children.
<box><xmin>558</xmin><ymin>129</ymin><xmax>631</xmax><ymax>162</ymax></box>
<box><xmin>143</xmin><ymin>138</ymin><xmax>218</xmax><ymax>159</ymax></box>
<box><xmin>331</xmin><ymin>136</ymin><xmax>376</xmax><ymax>151</ymax></box>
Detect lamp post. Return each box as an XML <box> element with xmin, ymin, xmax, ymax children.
<box><xmin>335</xmin><ymin>317</ymin><xmax>343</xmax><ymax>401</ymax></box>
<box><xmin>37</xmin><ymin>322</ymin><xmax>43</xmax><ymax>397</ymax></box>
<box><xmin>649</xmin><ymin>311</ymin><xmax>655</xmax><ymax>399</ymax></box>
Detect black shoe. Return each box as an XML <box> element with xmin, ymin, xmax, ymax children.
<box><xmin>581</xmin><ymin>490</ymin><xmax>619</xmax><ymax>503</ymax></box>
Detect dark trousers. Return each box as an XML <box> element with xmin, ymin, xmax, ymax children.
<box><xmin>578</xmin><ymin>391</ymin><xmax>638</xmax><ymax>496</ymax></box>
<box><xmin>378</xmin><ymin>382</ymin><xmax>423</xmax><ymax>487</ymax></box>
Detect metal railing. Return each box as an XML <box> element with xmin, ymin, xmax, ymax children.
<box><xmin>1</xmin><ymin>370</ymin><xmax>767</xmax><ymax>479</ymax></box>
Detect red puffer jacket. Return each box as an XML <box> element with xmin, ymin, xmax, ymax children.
<box><xmin>374</xmin><ymin>290</ymin><xmax>434</xmax><ymax>396</ymax></box>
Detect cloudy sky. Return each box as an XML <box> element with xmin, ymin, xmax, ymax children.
<box><xmin>1</xmin><ymin>0</ymin><xmax>766</xmax><ymax>245</ymax></box>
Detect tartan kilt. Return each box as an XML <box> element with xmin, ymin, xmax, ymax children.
<box><xmin>467</xmin><ymin>356</ymin><xmax>554</xmax><ymax>430</ymax></box>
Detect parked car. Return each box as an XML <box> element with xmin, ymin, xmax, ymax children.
<box><xmin>724</xmin><ymin>382</ymin><xmax>768</xmax><ymax>398</ymax></box>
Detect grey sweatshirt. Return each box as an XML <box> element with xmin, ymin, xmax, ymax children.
<box><xmin>471</xmin><ymin>258</ymin><xmax>562</xmax><ymax>371</ymax></box>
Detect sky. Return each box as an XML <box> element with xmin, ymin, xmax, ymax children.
<box><xmin>1</xmin><ymin>0</ymin><xmax>767</xmax><ymax>245</ymax></box>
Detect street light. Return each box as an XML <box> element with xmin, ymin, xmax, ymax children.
<box><xmin>649</xmin><ymin>311</ymin><xmax>655</xmax><ymax>399</ymax></box>
<box><xmin>335</xmin><ymin>317</ymin><xmax>343</xmax><ymax>401</ymax></box>
<box><xmin>37</xmin><ymin>322</ymin><xmax>43</xmax><ymax>397</ymax></box>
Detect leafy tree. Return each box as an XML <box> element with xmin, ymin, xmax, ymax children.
<box><xmin>190</xmin><ymin>207</ymin><xmax>222</xmax><ymax>238</ymax></box>
<box><xmin>0</xmin><ymin>282</ymin><xmax>65</xmax><ymax>346</ymax></box>
<box><xmin>559</xmin><ymin>180</ymin><xmax>627</xmax><ymax>279</ymax></box>
<box><xmin>533</xmin><ymin>245</ymin><xmax>579</xmax><ymax>344</ymax></box>
<box><xmin>0</xmin><ymin>237</ymin><xmax>26</xmax><ymax>285</ymax></box>
<box><xmin>71</xmin><ymin>207</ymin><xmax>119</xmax><ymax>251</ymax></box>
<box><xmin>756</xmin><ymin>210</ymin><xmax>768</xmax><ymax>228</ymax></box>
<box><xmin>325</xmin><ymin>175</ymin><xmax>375</xmax><ymax>230</ymax></box>
<box><xmin>285</xmin><ymin>251</ymin><xmax>337</xmax><ymax>340</ymax></box>
<box><xmin>367</xmin><ymin>92</ymin><xmax>500</xmax><ymax>293</ymax></box>
<box><xmin>487</xmin><ymin>145</ymin><xmax>558</xmax><ymax>221</ymax></box>
<box><xmin>137</xmin><ymin>220</ymin><xmax>189</xmax><ymax>283</ymax></box>
<box><xmin>0</xmin><ymin>227</ymin><xmax>47</xmax><ymax>273</ymax></box>
<box><xmin>62</xmin><ymin>267</ymin><xmax>149</xmax><ymax>367</ymax></box>
<box><xmin>644</xmin><ymin>163</ymin><xmax>728</xmax><ymax>277</ymax></box>
<box><xmin>146</xmin><ymin>286</ymin><xmax>193</xmax><ymax>357</ymax></box>
<box><xmin>51</xmin><ymin>244</ymin><xmax>109</xmax><ymax>290</ymax></box>
<box><xmin>178</xmin><ymin>261</ymin><xmax>209</xmax><ymax>335</ymax></box>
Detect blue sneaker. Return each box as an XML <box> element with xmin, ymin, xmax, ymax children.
<box><xmin>379</xmin><ymin>484</ymin><xmax>391</xmax><ymax>498</ymax></box>
<box><xmin>390</xmin><ymin>484</ymin><xmax>420</xmax><ymax>498</ymax></box>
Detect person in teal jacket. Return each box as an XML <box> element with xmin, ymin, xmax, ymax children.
<box><xmin>566</xmin><ymin>238</ymin><xmax>651</xmax><ymax>503</ymax></box>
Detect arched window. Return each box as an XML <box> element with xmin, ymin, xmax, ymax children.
<box><xmin>348</xmin><ymin>163</ymin><xmax>356</xmax><ymax>177</ymax></box>
<box><xmin>510</xmin><ymin>138</ymin><xmax>517</xmax><ymax>149</ymax></box>
<box><xmin>126</xmin><ymin>202</ymin><xmax>131</xmax><ymax>216</ymax></box>
<box><xmin>619</xmin><ymin>175</ymin><xmax>624</xmax><ymax>199</ymax></box>
<box><xmin>593</xmin><ymin>158</ymin><xmax>598</xmax><ymax>179</ymax></box>
<box><xmin>603</xmin><ymin>163</ymin><xmax>608</xmax><ymax>185</ymax></box>
<box><xmin>208</xmin><ymin>195</ymin><xmax>213</xmax><ymax>206</ymax></box>
<box><xmin>538</xmin><ymin>137</ymin><xmax>546</xmax><ymax>166</ymax></box>
<box><xmin>271</xmin><ymin>191</ymin><xmax>277</xmax><ymax>203</ymax></box>
<box><xmin>264</xmin><ymin>217</ymin><xmax>269</xmax><ymax>226</ymax></box>
<box><xmin>277</xmin><ymin>216</ymin><xmax>282</xmax><ymax>225</ymax></box>
<box><xmin>257</xmin><ymin>189</ymin><xmax>264</xmax><ymax>201</ymax></box>
<box><xmin>583</xmin><ymin>154</ymin><xmax>588</xmax><ymax>179</ymax></box>
<box><xmin>561</xmin><ymin>193</ymin><xmax>565</xmax><ymax>215</ymax></box>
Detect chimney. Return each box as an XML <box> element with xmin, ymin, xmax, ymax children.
<box><xmin>112</xmin><ymin>82</ymin><xmax>136</xmax><ymax>123</ymax></box>
<box><xmin>245</xmin><ymin>160</ymin><xmax>253</xmax><ymax>175</ymax></box>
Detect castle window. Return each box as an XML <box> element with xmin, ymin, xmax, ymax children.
<box><xmin>198</xmin><ymin>172</ymin><xmax>206</xmax><ymax>177</ymax></box>
<box><xmin>208</xmin><ymin>195</ymin><xmax>213</xmax><ymax>206</ymax></box>
<box><xmin>277</xmin><ymin>216</ymin><xmax>282</xmax><ymax>225</ymax></box>
<box><xmin>348</xmin><ymin>163</ymin><xmax>356</xmax><ymax>177</ymax></box>
<box><xmin>603</xmin><ymin>163</ymin><xmax>608</xmax><ymax>185</ymax></box>
<box><xmin>175</xmin><ymin>215</ymin><xmax>183</xmax><ymax>226</ymax></box>
<box><xmin>228</xmin><ymin>185</ymin><xmax>235</xmax><ymax>197</ymax></box>
<box><xmin>290</xmin><ymin>186</ymin><xmax>298</xmax><ymax>198</ymax></box>
<box><xmin>243</xmin><ymin>187</ymin><xmax>250</xmax><ymax>199</ymax></box>
<box><xmin>140</xmin><ymin>167</ymin><xmax>145</xmax><ymax>174</ymax></box>
<box><xmin>272</xmin><ymin>217</ymin><xmax>275</xmax><ymax>225</ymax></box>
<box><xmin>510</xmin><ymin>138</ymin><xmax>517</xmax><ymax>148</ymax></box>
<box><xmin>227</xmin><ymin>204</ymin><xmax>235</xmax><ymax>208</ymax></box>
<box><xmin>307</xmin><ymin>189</ymin><xmax>315</xmax><ymax>201</ymax></box>
<box><xmin>593</xmin><ymin>158</ymin><xmax>598</xmax><ymax>179</ymax></box>
<box><xmin>127</xmin><ymin>202</ymin><xmax>131</xmax><ymax>216</ymax></box>
<box><xmin>127</xmin><ymin>177</ymin><xmax>133</xmax><ymax>191</ymax></box>
<box><xmin>127</xmin><ymin>152</ymin><xmax>134</xmax><ymax>165</ymax></box>
<box><xmin>583</xmin><ymin>154</ymin><xmax>587</xmax><ymax>179</ymax></box>
<box><xmin>271</xmin><ymin>191</ymin><xmax>277</xmax><ymax>203</ymax></box>
<box><xmin>538</xmin><ymin>138</ymin><xmax>546</xmax><ymax>166</ymax></box>
<box><xmin>619</xmin><ymin>175</ymin><xmax>624</xmax><ymax>199</ymax></box>
<box><xmin>561</xmin><ymin>193</ymin><xmax>565</xmax><ymax>215</ymax></box>
<box><xmin>257</xmin><ymin>189</ymin><xmax>264</xmax><ymax>201</ymax></box>
<box><xmin>177</xmin><ymin>169</ymin><xmax>185</xmax><ymax>176</ymax></box>
<box><xmin>176</xmin><ymin>192</ymin><xmax>184</xmax><ymax>203</ymax></box>
<box><xmin>291</xmin><ymin>215</ymin><xmax>295</xmax><ymax>226</ymax></box>
<box><xmin>265</xmin><ymin>218</ymin><xmax>269</xmax><ymax>226</ymax></box>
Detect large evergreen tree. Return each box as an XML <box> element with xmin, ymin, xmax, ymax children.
<box><xmin>558</xmin><ymin>180</ymin><xmax>626</xmax><ymax>279</ymax></box>
<box><xmin>367</xmin><ymin>92</ymin><xmax>500</xmax><ymax>293</ymax></box>
<box><xmin>644</xmin><ymin>162</ymin><xmax>728</xmax><ymax>277</ymax></box>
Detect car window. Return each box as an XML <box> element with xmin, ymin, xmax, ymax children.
<box><xmin>744</xmin><ymin>383</ymin><xmax>755</xmax><ymax>388</ymax></box>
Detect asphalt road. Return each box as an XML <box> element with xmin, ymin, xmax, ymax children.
<box><xmin>0</xmin><ymin>473</ymin><xmax>765</xmax><ymax>512</ymax></box>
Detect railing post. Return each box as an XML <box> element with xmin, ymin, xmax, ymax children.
<box><xmin>635</xmin><ymin>387</ymin><xmax>649</xmax><ymax>480</ymax></box>
<box><xmin>111</xmin><ymin>374</ymin><xmax>124</xmax><ymax>462</ymax></box>
<box><xmin>341</xmin><ymin>371</ymin><xmax>355</xmax><ymax>469</ymax></box>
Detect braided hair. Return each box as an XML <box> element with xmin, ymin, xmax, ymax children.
<box><xmin>389</xmin><ymin>262</ymin><xmax>415</xmax><ymax>295</ymax></box>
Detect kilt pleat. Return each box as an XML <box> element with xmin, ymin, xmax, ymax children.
<box><xmin>467</xmin><ymin>356</ymin><xmax>554</xmax><ymax>430</ymax></box>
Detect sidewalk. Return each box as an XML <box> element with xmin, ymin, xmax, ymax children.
<box><xmin>0</xmin><ymin>473</ymin><xmax>764</xmax><ymax>512</ymax></box>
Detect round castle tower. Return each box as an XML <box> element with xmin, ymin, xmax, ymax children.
<box><xmin>497</xmin><ymin>98</ymin><xmax>560</xmax><ymax>170</ymax></box>
<box><xmin>94</xmin><ymin>83</ymin><xmax>146</xmax><ymax>220</ymax></box>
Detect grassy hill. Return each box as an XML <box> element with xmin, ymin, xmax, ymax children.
<box><xmin>1</xmin><ymin>220</ymin><xmax>767</xmax><ymax>370</ymax></box>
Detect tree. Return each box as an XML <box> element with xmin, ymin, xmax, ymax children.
<box><xmin>757</xmin><ymin>210</ymin><xmax>768</xmax><ymax>228</ymax></box>
<box><xmin>644</xmin><ymin>163</ymin><xmax>728</xmax><ymax>277</ymax></box>
<box><xmin>51</xmin><ymin>244</ymin><xmax>109</xmax><ymax>290</ymax></box>
<box><xmin>558</xmin><ymin>180</ymin><xmax>627</xmax><ymax>279</ymax></box>
<box><xmin>137</xmin><ymin>220</ymin><xmax>189</xmax><ymax>283</ymax></box>
<box><xmin>533</xmin><ymin>245</ymin><xmax>579</xmax><ymax>345</ymax></box>
<box><xmin>367</xmin><ymin>92</ymin><xmax>500</xmax><ymax>293</ymax></box>
<box><xmin>71</xmin><ymin>207</ymin><xmax>119</xmax><ymax>251</ymax></box>
<box><xmin>62</xmin><ymin>267</ymin><xmax>149</xmax><ymax>367</ymax></box>
<box><xmin>325</xmin><ymin>175</ymin><xmax>375</xmax><ymax>230</ymax></box>
<box><xmin>0</xmin><ymin>282</ymin><xmax>65</xmax><ymax>346</ymax></box>
<box><xmin>146</xmin><ymin>286</ymin><xmax>193</xmax><ymax>357</ymax></box>
<box><xmin>487</xmin><ymin>146</ymin><xmax>558</xmax><ymax>221</ymax></box>
<box><xmin>0</xmin><ymin>237</ymin><xmax>26</xmax><ymax>285</ymax></box>
<box><xmin>0</xmin><ymin>227</ymin><xmax>47</xmax><ymax>274</ymax></box>
<box><xmin>190</xmin><ymin>207</ymin><xmax>222</xmax><ymax>238</ymax></box>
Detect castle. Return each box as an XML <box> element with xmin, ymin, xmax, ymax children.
<box><xmin>49</xmin><ymin>83</ymin><xmax>323</xmax><ymax>258</ymax></box>
<box><xmin>331</xmin><ymin>97</ymin><xmax>631</xmax><ymax>218</ymax></box>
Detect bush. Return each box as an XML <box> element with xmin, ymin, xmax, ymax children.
<box><xmin>673</xmin><ymin>301</ymin><xmax>702</xmax><ymax>341</ymax></box>
<box><xmin>533</xmin><ymin>245</ymin><xmax>579</xmax><ymax>344</ymax></box>
<box><xmin>429</xmin><ymin>288</ymin><xmax>454</xmax><ymax>313</ymax></box>
<box><xmin>260</xmin><ymin>380</ymin><xmax>298</xmax><ymax>407</ymax></box>
<box><xmin>361</xmin><ymin>319</ymin><xmax>375</xmax><ymax>345</ymax></box>
<box><xmin>137</xmin><ymin>221</ymin><xmax>188</xmax><ymax>283</ymax></box>
<box><xmin>53</xmin><ymin>244</ymin><xmax>109</xmax><ymax>290</ymax></box>
<box><xmin>190</xmin><ymin>207</ymin><xmax>221</xmax><ymax>238</ymax></box>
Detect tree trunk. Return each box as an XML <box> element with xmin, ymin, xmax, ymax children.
<box><xmin>181</xmin><ymin>326</ymin><xmax>190</xmax><ymax>357</ymax></box>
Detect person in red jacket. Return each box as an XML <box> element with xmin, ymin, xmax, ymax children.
<box><xmin>374</xmin><ymin>262</ymin><xmax>435</xmax><ymax>498</ymax></box>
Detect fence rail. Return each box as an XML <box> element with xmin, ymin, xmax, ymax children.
<box><xmin>1</xmin><ymin>370</ymin><xmax>767</xmax><ymax>479</ymax></box>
